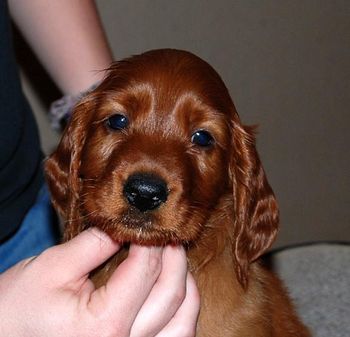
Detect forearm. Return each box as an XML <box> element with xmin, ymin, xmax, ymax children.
<box><xmin>9</xmin><ymin>0</ymin><xmax>113</xmax><ymax>95</ymax></box>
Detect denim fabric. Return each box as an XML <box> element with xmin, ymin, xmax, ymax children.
<box><xmin>0</xmin><ymin>185</ymin><xmax>60</xmax><ymax>273</ymax></box>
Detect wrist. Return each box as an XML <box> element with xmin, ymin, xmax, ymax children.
<box><xmin>49</xmin><ymin>81</ymin><xmax>100</xmax><ymax>130</ymax></box>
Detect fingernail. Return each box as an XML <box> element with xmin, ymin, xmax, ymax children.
<box><xmin>88</xmin><ymin>227</ymin><xmax>113</xmax><ymax>244</ymax></box>
<box><xmin>129</xmin><ymin>245</ymin><xmax>163</xmax><ymax>260</ymax></box>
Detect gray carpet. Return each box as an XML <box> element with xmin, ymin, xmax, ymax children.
<box><xmin>268</xmin><ymin>243</ymin><xmax>350</xmax><ymax>337</ymax></box>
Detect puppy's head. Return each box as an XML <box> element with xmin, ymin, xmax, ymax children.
<box><xmin>45</xmin><ymin>49</ymin><xmax>278</xmax><ymax>284</ymax></box>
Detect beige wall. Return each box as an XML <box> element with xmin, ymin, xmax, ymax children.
<box><xmin>20</xmin><ymin>1</ymin><xmax>350</xmax><ymax>248</ymax></box>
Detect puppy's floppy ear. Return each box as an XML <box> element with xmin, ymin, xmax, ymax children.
<box><xmin>45</xmin><ymin>97</ymin><xmax>95</xmax><ymax>240</ymax></box>
<box><xmin>230</xmin><ymin>117</ymin><xmax>279</xmax><ymax>287</ymax></box>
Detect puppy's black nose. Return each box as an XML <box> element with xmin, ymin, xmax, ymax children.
<box><xmin>123</xmin><ymin>173</ymin><xmax>168</xmax><ymax>212</ymax></box>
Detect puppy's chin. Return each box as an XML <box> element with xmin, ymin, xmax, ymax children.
<box><xmin>103</xmin><ymin>225</ymin><xmax>182</xmax><ymax>246</ymax></box>
<box><xmin>85</xmin><ymin>214</ymin><xmax>196</xmax><ymax>246</ymax></box>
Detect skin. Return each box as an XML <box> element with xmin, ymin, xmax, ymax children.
<box><xmin>9</xmin><ymin>0</ymin><xmax>113</xmax><ymax>94</ymax></box>
<box><xmin>0</xmin><ymin>228</ymin><xmax>200</xmax><ymax>337</ymax></box>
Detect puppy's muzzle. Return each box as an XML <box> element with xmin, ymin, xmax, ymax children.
<box><xmin>123</xmin><ymin>173</ymin><xmax>168</xmax><ymax>212</ymax></box>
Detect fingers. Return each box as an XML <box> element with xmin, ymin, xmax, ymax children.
<box><xmin>155</xmin><ymin>273</ymin><xmax>200</xmax><ymax>337</ymax></box>
<box><xmin>130</xmin><ymin>245</ymin><xmax>188</xmax><ymax>337</ymax></box>
<box><xmin>34</xmin><ymin>233</ymin><xmax>199</xmax><ymax>336</ymax></box>
<box><xmin>5</xmin><ymin>229</ymin><xmax>199</xmax><ymax>337</ymax></box>
<box><xmin>97</xmin><ymin>245</ymin><xmax>163</xmax><ymax>335</ymax></box>
<box><xmin>96</xmin><ymin>244</ymin><xmax>200</xmax><ymax>337</ymax></box>
<box><xmin>34</xmin><ymin>227</ymin><xmax>121</xmax><ymax>283</ymax></box>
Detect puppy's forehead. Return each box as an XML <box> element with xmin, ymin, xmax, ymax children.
<box><xmin>100</xmin><ymin>49</ymin><xmax>234</xmax><ymax>118</ymax></box>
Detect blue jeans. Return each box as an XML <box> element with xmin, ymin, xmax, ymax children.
<box><xmin>0</xmin><ymin>185</ymin><xmax>60</xmax><ymax>273</ymax></box>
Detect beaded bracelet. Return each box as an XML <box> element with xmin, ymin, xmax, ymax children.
<box><xmin>49</xmin><ymin>82</ymin><xmax>100</xmax><ymax>131</ymax></box>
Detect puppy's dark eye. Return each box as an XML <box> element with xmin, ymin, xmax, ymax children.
<box><xmin>191</xmin><ymin>130</ymin><xmax>215</xmax><ymax>147</ymax></box>
<box><xmin>107</xmin><ymin>114</ymin><xmax>129</xmax><ymax>130</ymax></box>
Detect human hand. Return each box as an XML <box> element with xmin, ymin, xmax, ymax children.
<box><xmin>0</xmin><ymin>228</ymin><xmax>200</xmax><ymax>337</ymax></box>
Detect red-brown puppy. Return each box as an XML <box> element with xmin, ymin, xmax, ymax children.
<box><xmin>46</xmin><ymin>49</ymin><xmax>310</xmax><ymax>336</ymax></box>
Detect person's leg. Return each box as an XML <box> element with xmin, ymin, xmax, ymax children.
<box><xmin>0</xmin><ymin>184</ymin><xmax>60</xmax><ymax>273</ymax></box>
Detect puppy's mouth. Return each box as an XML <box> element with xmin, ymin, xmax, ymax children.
<box><xmin>101</xmin><ymin>211</ymin><xmax>183</xmax><ymax>246</ymax></box>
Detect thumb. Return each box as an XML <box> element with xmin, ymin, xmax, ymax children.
<box><xmin>41</xmin><ymin>227</ymin><xmax>121</xmax><ymax>283</ymax></box>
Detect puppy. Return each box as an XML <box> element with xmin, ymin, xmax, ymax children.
<box><xmin>45</xmin><ymin>49</ymin><xmax>310</xmax><ymax>336</ymax></box>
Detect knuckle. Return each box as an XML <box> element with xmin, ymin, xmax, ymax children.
<box><xmin>146</xmin><ymin>251</ymin><xmax>162</xmax><ymax>276</ymax></box>
<box><xmin>171</xmin><ymin>287</ymin><xmax>186</xmax><ymax>307</ymax></box>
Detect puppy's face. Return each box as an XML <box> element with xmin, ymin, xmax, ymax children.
<box><xmin>76</xmin><ymin>53</ymin><xmax>233</xmax><ymax>244</ymax></box>
<box><xmin>46</xmin><ymin>50</ymin><xmax>278</xmax><ymax>283</ymax></box>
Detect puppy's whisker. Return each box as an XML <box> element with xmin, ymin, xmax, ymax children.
<box><xmin>66</xmin><ymin>209</ymin><xmax>99</xmax><ymax>224</ymax></box>
<box><xmin>81</xmin><ymin>177</ymin><xmax>99</xmax><ymax>182</ymax></box>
